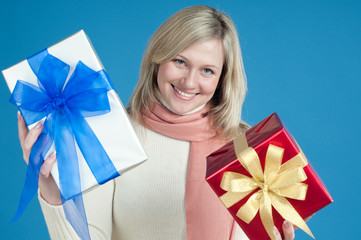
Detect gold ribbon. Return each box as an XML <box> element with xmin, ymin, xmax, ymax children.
<box><xmin>219</xmin><ymin>134</ymin><xmax>314</xmax><ymax>240</ymax></box>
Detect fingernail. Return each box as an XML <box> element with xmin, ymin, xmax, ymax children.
<box><xmin>35</xmin><ymin>121</ymin><xmax>43</xmax><ymax>129</ymax></box>
<box><xmin>50</xmin><ymin>151</ymin><xmax>56</xmax><ymax>159</ymax></box>
<box><xmin>17</xmin><ymin>111</ymin><xmax>21</xmax><ymax>119</ymax></box>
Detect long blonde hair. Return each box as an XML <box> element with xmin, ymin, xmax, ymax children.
<box><xmin>127</xmin><ymin>5</ymin><xmax>248</xmax><ymax>140</ymax></box>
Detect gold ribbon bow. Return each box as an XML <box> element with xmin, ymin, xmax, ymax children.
<box><xmin>219</xmin><ymin>134</ymin><xmax>314</xmax><ymax>240</ymax></box>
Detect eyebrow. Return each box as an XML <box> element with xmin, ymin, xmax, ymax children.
<box><xmin>177</xmin><ymin>54</ymin><xmax>221</xmax><ymax>70</ymax></box>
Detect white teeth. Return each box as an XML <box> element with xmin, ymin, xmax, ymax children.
<box><xmin>174</xmin><ymin>86</ymin><xmax>196</xmax><ymax>98</ymax></box>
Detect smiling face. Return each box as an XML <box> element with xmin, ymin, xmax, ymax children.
<box><xmin>156</xmin><ymin>38</ymin><xmax>224</xmax><ymax>115</ymax></box>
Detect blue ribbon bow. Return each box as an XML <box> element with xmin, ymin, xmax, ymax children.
<box><xmin>10</xmin><ymin>50</ymin><xmax>120</xmax><ymax>240</ymax></box>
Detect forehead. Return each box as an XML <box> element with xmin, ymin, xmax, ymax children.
<box><xmin>178</xmin><ymin>39</ymin><xmax>224</xmax><ymax>67</ymax></box>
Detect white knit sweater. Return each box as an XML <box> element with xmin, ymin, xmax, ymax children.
<box><xmin>39</xmin><ymin>122</ymin><xmax>248</xmax><ymax>239</ymax></box>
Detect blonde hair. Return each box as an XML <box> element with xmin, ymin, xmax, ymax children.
<box><xmin>127</xmin><ymin>5</ymin><xmax>248</xmax><ymax>140</ymax></box>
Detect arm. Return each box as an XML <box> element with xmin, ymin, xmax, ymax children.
<box><xmin>18</xmin><ymin>113</ymin><xmax>114</xmax><ymax>239</ymax></box>
<box><xmin>38</xmin><ymin>180</ymin><xmax>114</xmax><ymax>240</ymax></box>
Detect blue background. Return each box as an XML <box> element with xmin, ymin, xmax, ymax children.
<box><xmin>0</xmin><ymin>0</ymin><xmax>359</xmax><ymax>239</ymax></box>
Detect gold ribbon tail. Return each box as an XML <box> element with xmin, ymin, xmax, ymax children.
<box><xmin>259</xmin><ymin>192</ymin><xmax>277</xmax><ymax>240</ymax></box>
<box><xmin>270</xmin><ymin>192</ymin><xmax>315</xmax><ymax>239</ymax></box>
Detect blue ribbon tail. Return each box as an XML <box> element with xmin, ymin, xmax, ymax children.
<box><xmin>12</xmin><ymin>118</ymin><xmax>53</xmax><ymax>221</ymax></box>
<box><xmin>62</xmin><ymin>195</ymin><xmax>91</xmax><ymax>240</ymax></box>
<box><xmin>54</xmin><ymin>109</ymin><xmax>90</xmax><ymax>239</ymax></box>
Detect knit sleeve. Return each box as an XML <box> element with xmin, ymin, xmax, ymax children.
<box><xmin>234</xmin><ymin>225</ymin><xmax>249</xmax><ymax>240</ymax></box>
<box><xmin>38</xmin><ymin>179</ymin><xmax>115</xmax><ymax>240</ymax></box>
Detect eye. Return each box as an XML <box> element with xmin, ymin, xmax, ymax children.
<box><xmin>174</xmin><ymin>59</ymin><xmax>185</xmax><ymax>65</ymax></box>
<box><xmin>202</xmin><ymin>68</ymin><xmax>214</xmax><ymax>75</ymax></box>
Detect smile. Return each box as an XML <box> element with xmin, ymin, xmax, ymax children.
<box><xmin>172</xmin><ymin>85</ymin><xmax>198</xmax><ymax>99</ymax></box>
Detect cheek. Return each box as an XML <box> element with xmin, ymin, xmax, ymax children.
<box><xmin>201</xmin><ymin>79</ymin><xmax>220</xmax><ymax>96</ymax></box>
<box><xmin>157</xmin><ymin>63</ymin><xmax>175</xmax><ymax>86</ymax></box>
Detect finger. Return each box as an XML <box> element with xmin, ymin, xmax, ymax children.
<box><xmin>274</xmin><ymin>226</ymin><xmax>282</xmax><ymax>240</ymax></box>
<box><xmin>294</xmin><ymin>213</ymin><xmax>315</xmax><ymax>230</ymax></box>
<box><xmin>17</xmin><ymin>112</ymin><xmax>28</xmax><ymax>147</ymax></box>
<box><xmin>304</xmin><ymin>213</ymin><xmax>315</xmax><ymax>222</ymax></box>
<box><xmin>23</xmin><ymin>121</ymin><xmax>43</xmax><ymax>155</ymax></box>
<box><xmin>40</xmin><ymin>152</ymin><xmax>57</xmax><ymax>178</ymax></box>
<box><xmin>282</xmin><ymin>220</ymin><xmax>295</xmax><ymax>240</ymax></box>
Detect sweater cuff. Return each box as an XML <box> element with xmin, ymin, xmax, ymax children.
<box><xmin>38</xmin><ymin>190</ymin><xmax>80</xmax><ymax>240</ymax></box>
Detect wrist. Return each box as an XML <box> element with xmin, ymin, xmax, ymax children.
<box><xmin>38</xmin><ymin>175</ymin><xmax>62</xmax><ymax>206</ymax></box>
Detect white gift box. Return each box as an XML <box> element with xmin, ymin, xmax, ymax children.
<box><xmin>2</xmin><ymin>30</ymin><xmax>147</xmax><ymax>199</ymax></box>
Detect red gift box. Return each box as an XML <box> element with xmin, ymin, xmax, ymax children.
<box><xmin>206</xmin><ymin>113</ymin><xmax>333</xmax><ymax>240</ymax></box>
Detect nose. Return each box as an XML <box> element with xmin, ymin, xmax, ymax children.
<box><xmin>181</xmin><ymin>69</ymin><xmax>197</xmax><ymax>89</ymax></box>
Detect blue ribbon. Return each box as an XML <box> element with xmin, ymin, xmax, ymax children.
<box><xmin>10</xmin><ymin>50</ymin><xmax>120</xmax><ymax>240</ymax></box>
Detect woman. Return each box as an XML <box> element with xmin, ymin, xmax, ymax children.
<box><xmin>18</xmin><ymin>5</ymin><xmax>297</xmax><ymax>240</ymax></box>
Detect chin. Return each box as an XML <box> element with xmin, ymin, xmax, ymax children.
<box><xmin>170</xmin><ymin>107</ymin><xmax>191</xmax><ymax>115</ymax></box>
<box><xmin>170</xmin><ymin>103</ymin><xmax>205</xmax><ymax>115</ymax></box>
<box><xmin>162</xmin><ymin>97</ymin><xmax>205</xmax><ymax>115</ymax></box>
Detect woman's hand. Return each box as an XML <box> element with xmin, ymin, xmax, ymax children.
<box><xmin>18</xmin><ymin>112</ymin><xmax>62</xmax><ymax>205</ymax></box>
<box><xmin>274</xmin><ymin>215</ymin><xmax>314</xmax><ymax>240</ymax></box>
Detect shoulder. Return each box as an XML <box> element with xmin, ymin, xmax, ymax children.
<box><xmin>129</xmin><ymin>116</ymin><xmax>190</xmax><ymax>147</ymax></box>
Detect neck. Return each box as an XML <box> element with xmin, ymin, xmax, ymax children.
<box><xmin>143</xmin><ymin>101</ymin><xmax>218</xmax><ymax>142</ymax></box>
<box><xmin>158</xmin><ymin>97</ymin><xmax>207</xmax><ymax>116</ymax></box>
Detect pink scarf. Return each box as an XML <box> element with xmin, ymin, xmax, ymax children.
<box><xmin>143</xmin><ymin>102</ymin><xmax>237</xmax><ymax>240</ymax></box>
